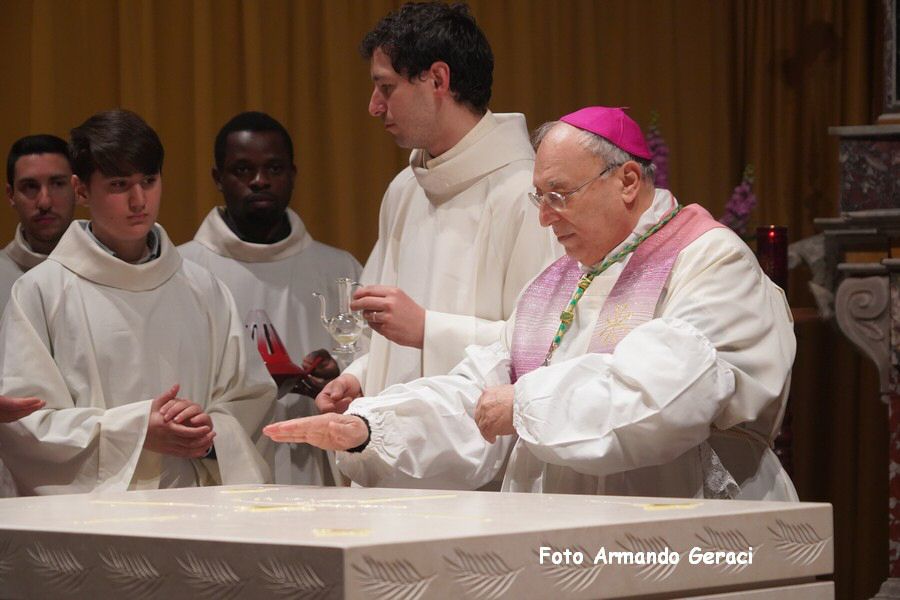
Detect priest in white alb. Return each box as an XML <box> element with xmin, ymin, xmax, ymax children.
<box><xmin>180</xmin><ymin>111</ymin><xmax>362</xmax><ymax>485</ymax></box>
<box><xmin>0</xmin><ymin>110</ymin><xmax>275</xmax><ymax>495</ymax></box>
<box><xmin>265</xmin><ymin>106</ymin><xmax>798</xmax><ymax>501</ymax></box>
<box><xmin>315</xmin><ymin>3</ymin><xmax>559</xmax><ymax>416</ymax></box>
<box><xmin>0</xmin><ymin>134</ymin><xmax>76</xmax><ymax>311</ymax></box>
<box><xmin>0</xmin><ymin>134</ymin><xmax>77</xmax><ymax>496</ymax></box>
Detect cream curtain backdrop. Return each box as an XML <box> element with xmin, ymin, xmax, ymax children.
<box><xmin>0</xmin><ymin>1</ymin><xmax>882</xmax><ymax>597</ymax></box>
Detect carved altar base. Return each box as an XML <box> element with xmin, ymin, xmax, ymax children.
<box><xmin>0</xmin><ymin>485</ymin><xmax>832</xmax><ymax>599</ymax></box>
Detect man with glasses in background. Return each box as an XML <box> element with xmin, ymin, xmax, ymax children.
<box><xmin>265</xmin><ymin>106</ymin><xmax>798</xmax><ymax>502</ymax></box>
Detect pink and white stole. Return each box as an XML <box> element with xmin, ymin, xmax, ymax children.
<box><xmin>509</xmin><ymin>203</ymin><xmax>724</xmax><ymax>382</ymax></box>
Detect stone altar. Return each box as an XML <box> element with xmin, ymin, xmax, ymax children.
<box><xmin>0</xmin><ymin>485</ymin><xmax>832</xmax><ymax>599</ymax></box>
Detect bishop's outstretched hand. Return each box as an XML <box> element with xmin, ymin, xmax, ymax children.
<box><xmin>263</xmin><ymin>413</ymin><xmax>368</xmax><ymax>451</ymax></box>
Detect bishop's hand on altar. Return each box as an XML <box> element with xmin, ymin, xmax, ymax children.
<box><xmin>264</xmin><ymin>412</ymin><xmax>369</xmax><ymax>451</ymax></box>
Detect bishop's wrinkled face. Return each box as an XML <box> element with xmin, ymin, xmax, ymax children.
<box><xmin>367</xmin><ymin>48</ymin><xmax>439</xmax><ymax>150</ymax></box>
<box><xmin>7</xmin><ymin>153</ymin><xmax>76</xmax><ymax>252</ymax></box>
<box><xmin>533</xmin><ymin>124</ymin><xmax>633</xmax><ymax>266</ymax></box>
<box><xmin>214</xmin><ymin>130</ymin><xmax>295</xmax><ymax>226</ymax></box>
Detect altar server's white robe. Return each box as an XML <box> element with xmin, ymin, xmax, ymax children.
<box><xmin>180</xmin><ymin>208</ymin><xmax>362</xmax><ymax>485</ymax></box>
<box><xmin>0</xmin><ymin>225</ymin><xmax>47</xmax><ymax>312</ymax></box>
<box><xmin>0</xmin><ymin>225</ymin><xmax>47</xmax><ymax>496</ymax></box>
<box><xmin>0</xmin><ymin>220</ymin><xmax>275</xmax><ymax>495</ymax></box>
<box><xmin>338</xmin><ymin>192</ymin><xmax>798</xmax><ymax>501</ymax></box>
<box><xmin>344</xmin><ymin>111</ymin><xmax>561</xmax><ymax>396</ymax></box>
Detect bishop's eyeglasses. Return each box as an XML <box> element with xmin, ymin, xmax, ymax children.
<box><xmin>528</xmin><ymin>162</ymin><xmax>620</xmax><ymax>211</ymax></box>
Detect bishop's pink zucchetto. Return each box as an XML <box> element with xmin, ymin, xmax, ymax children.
<box><xmin>560</xmin><ymin>106</ymin><xmax>652</xmax><ymax>160</ymax></box>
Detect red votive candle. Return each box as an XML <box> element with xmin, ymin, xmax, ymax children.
<box><xmin>756</xmin><ymin>225</ymin><xmax>788</xmax><ymax>293</ymax></box>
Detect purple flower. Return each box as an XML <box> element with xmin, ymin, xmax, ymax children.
<box><xmin>719</xmin><ymin>165</ymin><xmax>757</xmax><ymax>236</ymax></box>
<box><xmin>646</xmin><ymin>111</ymin><xmax>670</xmax><ymax>189</ymax></box>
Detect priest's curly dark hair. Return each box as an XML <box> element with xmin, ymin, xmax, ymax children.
<box><xmin>360</xmin><ymin>2</ymin><xmax>493</xmax><ymax>114</ymax></box>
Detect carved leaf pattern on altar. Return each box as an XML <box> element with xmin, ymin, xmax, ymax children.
<box><xmin>536</xmin><ymin>544</ymin><xmax>603</xmax><ymax>594</ymax></box>
<box><xmin>352</xmin><ymin>555</ymin><xmax>437</xmax><ymax>600</ymax></box>
<box><xmin>258</xmin><ymin>557</ymin><xmax>332</xmax><ymax>599</ymax></box>
<box><xmin>176</xmin><ymin>551</ymin><xmax>244</xmax><ymax>600</ymax></box>
<box><xmin>99</xmin><ymin>547</ymin><xmax>164</xmax><ymax>598</ymax></box>
<box><xmin>444</xmin><ymin>548</ymin><xmax>524</xmax><ymax>599</ymax></box>
<box><xmin>26</xmin><ymin>542</ymin><xmax>90</xmax><ymax>592</ymax></box>
<box><xmin>616</xmin><ymin>533</ymin><xmax>680</xmax><ymax>581</ymax></box>
<box><xmin>835</xmin><ymin>276</ymin><xmax>891</xmax><ymax>398</ymax></box>
<box><xmin>693</xmin><ymin>526</ymin><xmax>759</xmax><ymax>573</ymax></box>
<box><xmin>767</xmin><ymin>520</ymin><xmax>831</xmax><ymax>566</ymax></box>
<box><xmin>0</xmin><ymin>540</ymin><xmax>14</xmax><ymax>580</ymax></box>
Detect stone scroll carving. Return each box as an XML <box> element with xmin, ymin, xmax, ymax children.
<box><xmin>835</xmin><ymin>275</ymin><xmax>892</xmax><ymax>401</ymax></box>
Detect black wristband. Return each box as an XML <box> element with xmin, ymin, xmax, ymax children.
<box><xmin>346</xmin><ymin>415</ymin><xmax>370</xmax><ymax>453</ymax></box>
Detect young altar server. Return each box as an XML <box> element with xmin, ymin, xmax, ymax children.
<box><xmin>0</xmin><ymin>109</ymin><xmax>275</xmax><ymax>495</ymax></box>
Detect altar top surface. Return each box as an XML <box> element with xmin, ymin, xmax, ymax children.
<box><xmin>0</xmin><ymin>484</ymin><xmax>830</xmax><ymax>549</ymax></box>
